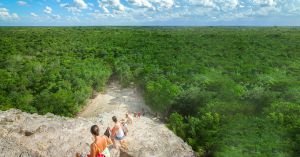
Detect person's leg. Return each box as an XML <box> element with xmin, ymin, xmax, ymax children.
<box><xmin>111</xmin><ymin>137</ymin><xmax>118</xmax><ymax>149</ymax></box>
<box><xmin>114</xmin><ymin>136</ymin><xmax>125</xmax><ymax>149</ymax></box>
<box><xmin>120</xmin><ymin>140</ymin><xmax>128</xmax><ymax>150</ymax></box>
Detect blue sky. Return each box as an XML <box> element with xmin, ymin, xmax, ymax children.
<box><xmin>0</xmin><ymin>0</ymin><xmax>300</xmax><ymax>26</ymax></box>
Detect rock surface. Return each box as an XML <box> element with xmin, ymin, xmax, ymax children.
<box><xmin>0</xmin><ymin>109</ymin><xmax>194</xmax><ymax>157</ymax></box>
<box><xmin>0</xmin><ymin>83</ymin><xmax>194</xmax><ymax>157</ymax></box>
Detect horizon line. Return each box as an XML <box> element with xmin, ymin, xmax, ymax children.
<box><xmin>1</xmin><ymin>25</ymin><xmax>300</xmax><ymax>27</ymax></box>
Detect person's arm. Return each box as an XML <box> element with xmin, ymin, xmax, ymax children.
<box><xmin>111</xmin><ymin>126</ymin><xmax>116</xmax><ymax>137</ymax></box>
<box><xmin>105</xmin><ymin>136</ymin><xmax>113</xmax><ymax>145</ymax></box>
<box><xmin>90</xmin><ymin>144</ymin><xmax>96</xmax><ymax>157</ymax></box>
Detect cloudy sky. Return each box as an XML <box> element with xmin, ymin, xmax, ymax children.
<box><xmin>0</xmin><ymin>0</ymin><xmax>300</xmax><ymax>26</ymax></box>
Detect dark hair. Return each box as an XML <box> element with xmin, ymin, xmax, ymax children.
<box><xmin>112</xmin><ymin>116</ymin><xmax>117</xmax><ymax>123</ymax></box>
<box><xmin>90</xmin><ymin>125</ymin><xmax>99</xmax><ymax>136</ymax></box>
<box><xmin>104</xmin><ymin>127</ymin><xmax>110</xmax><ymax>138</ymax></box>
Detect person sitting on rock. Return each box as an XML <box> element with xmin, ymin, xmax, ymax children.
<box><xmin>121</xmin><ymin>119</ymin><xmax>129</xmax><ymax>136</ymax></box>
<box><xmin>104</xmin><ymin>127</ymin><xmax>111</xmax><ymax>138</ymax></box>
<box><xmin>111</xmin><ymin>116</ymin><xmax>125</xmax><ymax>148</ymax></box>
<box><xmin>137</xmin><ymin>112</ymin><xmax>141</xmax><ymax>118</ymax></box>
<box><xmin>76</xmin><ymin>125</ymin><xmax>112</xmax><ymax>157</ymax></box>
<box><xmin>125</xmin><ymin>113</ymin><xmax>133</xmax><ymax>124</ymax></box>
<box><xmin>134</xmin><ymin>112</ymin><xmax>137</xmax><ymax>117</ymax></box>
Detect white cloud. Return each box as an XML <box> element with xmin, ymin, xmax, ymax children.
<box><xmin>152</xmin><ymin>0</ymin><xmax>174</xmax><ymax>9</ymax></box>
<box><xmin>66</xmin><ymin>16</ymin><xmax>80</xmax><ymax>22</ymax></box>
<box><xmin>67</xmin><ymin>7</ymin><xmax>82</xmax><ymax>13</ymax></box>
<box><xmin>44</xmin><ymin>6</ymin><xmax>52</xmax><ymax>14</ymax></box>
<box><xmin>74</xmin><ymin>0</ymin><xmax>88</xmax><ymax>9</ymax></box>
<box><xmin>125</xmin><ymin>0</ymin><xmax>174</xmax><ymax>10</ymax></box>
<box><xmin>42</xmin><ymin>6</ymin><xmax>62</xmax><ymax>20</ymax></box>
<box><xmin>283</xmin><ymin>2</ymin><xmax>300</xmax><ymax>15</ymax></box>
<box><xmin>252</xmin><ymin>0</ymin><xmax>276</xmax><ymax>6</ymax></box>
<box><xmin>254</xmin><ymin>5</ymin><xmax>279</xmax><ymax>15</ymax></box>
<box><xmin>127</xmin><ymin>0</ymin><xmax>154</xmax><ymax>9</ymax></box>
<box><xmin>51</xmin><ymin>14</ymin><xmax>61</xmax><ymax>19</ymax></box>
<box><xmin>60</xmin><ymin>3</ymin><xmax>82</xmax><ymax>14</ymax></box>
<box><xmin>89</xmin><ymin>10</ymin><xmax>113</xmax><ymax>18</ymax></box>
<box><xmin>111</xmin><ymin>0</ymin><xmax>126</xmax><ymax>11</ymax></box>
<box><xmin>100</xmin><ymin>0</ymin><xmax>126</xmax><ymax>12</ymax></box>
<box><xmin>88</xmin><ymin>3</ymin><xmax>94</xmax><ymax>7</ymax></box>
<box><xmin>217</xmin><ymin>0</ymin><xmax>239</xmax><ymax>10</ymax></box>
<box><xmin>60</xmin><ymin>3</ymin><xmax>68</xmax><ymax>7</ymax></box>
<box><xmin>227</xmin><ymin>0</ymin><xmax>239</xmax><ymax>8</ymax></box>
<box><xmin>249</xmin><ymin>0</ymin><xmax>279</xmax><ymax>16</ymax></box>
<box><xmin>102</xmin><ymin>5</ymin><xmax>110</xmax><ymax>13</ymax></box>
<box><xmin>17</xmin><ymin>1</ymin><xmax>27</xmax><ymax>6</ymax></box>
<box><xmin>97</xmin><ymin>0</ymin><xmax>110</xmax><ymax>13</ymax></box>
<box><xmin>0</xmin><ymin>8</ymin><xmax>9</xmax><ymax>15</ymax></box>
<box><xmin>188</xmin><ymin>0</ymin><xmax>215</xmax><ymax>7</ymax></box>
<box><xmin>2</xmin><ymin>0</ymin><xmax>298</xmax><ymax>25</ymax></box>
<box><xmin>11</xmin><ymin>13</ymin><xmax>19</xmax><ymax>20</ymax></box>
<box><xmin>0</xmin><ymin>8</ymin><xmax>19</xmax><ymax>21</ymax></box>
<box><xmin>30</xmin><ymin>12</ymin><xmax>38</xmax><ymax>17</ymax></box>
<box><xmin>61</xmin><ymin>1</ymin><xmax>90</xmax><ymax>13</ymax></box>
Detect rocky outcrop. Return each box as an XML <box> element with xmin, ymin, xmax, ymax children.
<box><xmin>0</xmin><ymin>109</ymin><xmax>195</xmax><ymax>157</ymax></box>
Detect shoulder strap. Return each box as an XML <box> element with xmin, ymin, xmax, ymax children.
<box><xmin>93</xmin><ymin>142</ymin><xmax>102</xmax><ymax>152</ymax></box>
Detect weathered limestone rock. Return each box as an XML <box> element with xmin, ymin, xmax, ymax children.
<box><xmin>0</xmin><ymin>109</ymin><xmax>195</xmax><ymax>157</ymax></box>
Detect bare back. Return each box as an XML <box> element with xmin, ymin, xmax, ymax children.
<box><xmin>90</xmin><ymin>135</ymin><xmax>112</xmax><ymax>157</ymax></box>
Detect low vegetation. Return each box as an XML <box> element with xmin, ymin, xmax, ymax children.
<box><xmin>0</xmin><ymin>27</ymin><xmax>299</xmax><ymax>156</ymax></box>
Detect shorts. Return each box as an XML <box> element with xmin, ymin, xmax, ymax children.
<box><xmin>115</xmin><ymin>136</ymin><xmax>124</xmax><ymax>141</ymax></box>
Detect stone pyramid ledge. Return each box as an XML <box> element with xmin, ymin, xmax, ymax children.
<box><xmin>0</xmin><ymin>109</ymin><xmax>195</xmax><ymax>157</ymax></box>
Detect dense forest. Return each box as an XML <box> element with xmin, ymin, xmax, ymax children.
<box><xmin>0</xmin><ymin>27</ymin><xmax>300</xmax><ymax>157</ymax></box>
